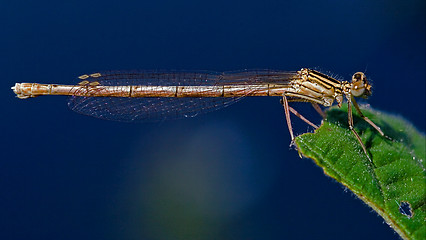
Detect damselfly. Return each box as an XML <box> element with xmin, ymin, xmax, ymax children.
<box><xmin>12</xmin><ymin>68</ymin><xmax>384</xmax><ymax>162</ymax></box>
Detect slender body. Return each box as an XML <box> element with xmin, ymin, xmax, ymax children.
<box><xmin>12</xmin><ymin>81</ymin><xmax>290</xmax><ymax>98</ymax></box>
<box><xmin>11</xmin><ymin>68</ymin><xmax>384</xmax><ymax>162</ymax></box>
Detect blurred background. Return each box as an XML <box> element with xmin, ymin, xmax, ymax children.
<box><xmin>1</xmin><ymin>0</ymin><xmax>424</xmax><ymax>239</ymax></box>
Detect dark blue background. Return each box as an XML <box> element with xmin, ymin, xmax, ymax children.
<box><xmin>1</xmin><ymin>0</ymin><xmax>425</xmax><ymax>239</ymax></box>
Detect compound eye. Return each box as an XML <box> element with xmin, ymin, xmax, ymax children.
<box><xmin>351</xmin><ymin>72</ymin><xmax>371</xmax><ymax>97</ymax></box>
<box><xmin>352</xmin><ymin>72</ymin><xmax>366</xmax><ymax>83</ymax></box>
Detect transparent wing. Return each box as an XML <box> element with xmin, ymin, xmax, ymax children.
<box><xmin>67</xmin><ymin>70</ymin><xmax>295</xmax><ymax>122</ymax></box>
<box><xmin>68</xmin><ymin>96</ymin><xmax>244</xmax><ymax>122</ymax></box>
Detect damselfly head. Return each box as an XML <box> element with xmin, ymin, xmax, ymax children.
<box><xmin>351</xmin><ymin>72</ymin><xmax>371</xmax><ymax>98</ymax></box>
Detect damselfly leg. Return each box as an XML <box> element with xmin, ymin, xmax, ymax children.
<box><xmin>280</xmin><ymin>95</ymin><xmax>319</xmax><ymax>144</ymax></box>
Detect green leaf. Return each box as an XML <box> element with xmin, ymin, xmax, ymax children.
<box><xmin>295</xmin><ymin>105</ymin><xmax>426</xmax><ymax>240</ymax></box>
